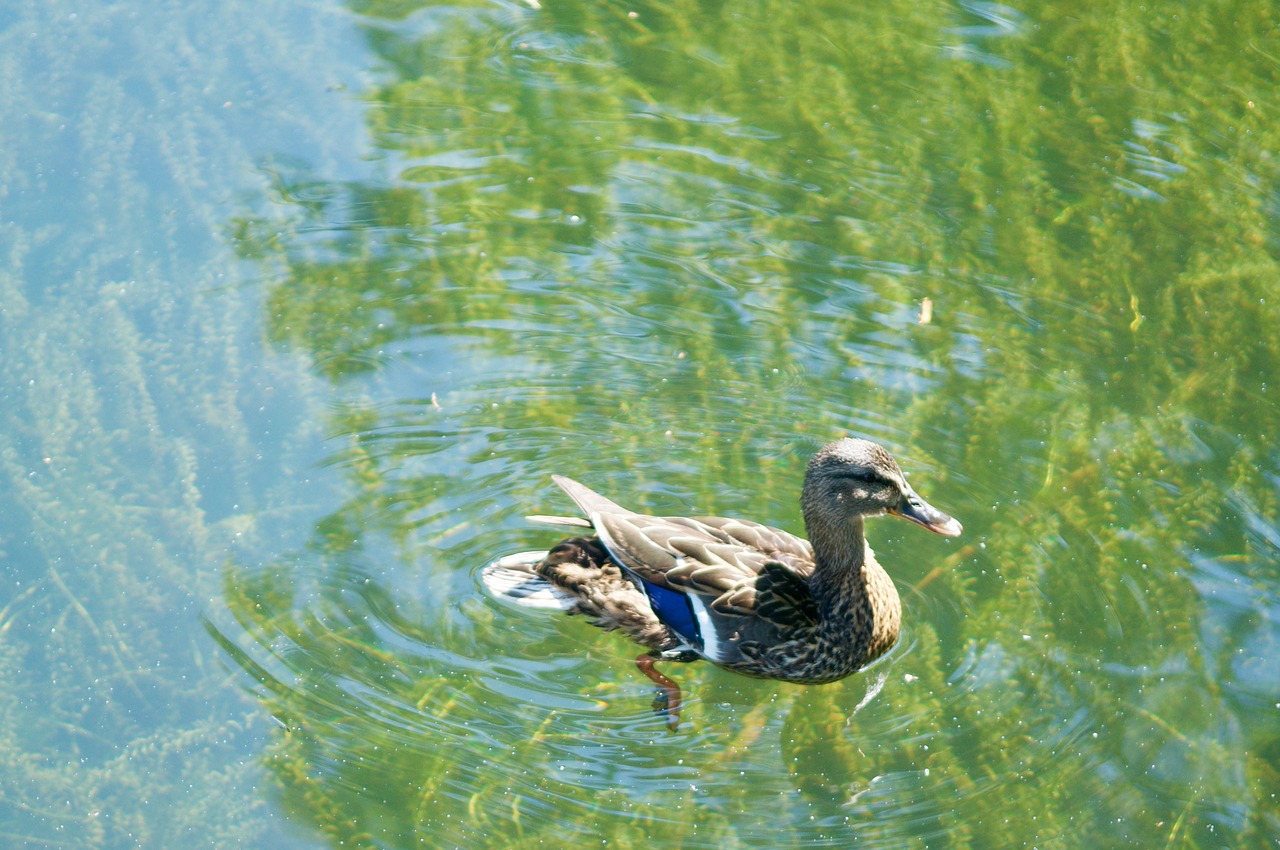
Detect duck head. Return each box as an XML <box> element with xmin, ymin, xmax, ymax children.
<box><xmin>802</xmin><ymin>438</ymin><xmax>962</xmax><ymax>537</ymax></box>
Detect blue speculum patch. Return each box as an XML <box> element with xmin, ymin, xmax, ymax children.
<box><xmin>641</xmin><ymin>580</ymin><xmax>701</xmax><ymax>647</ymax></box>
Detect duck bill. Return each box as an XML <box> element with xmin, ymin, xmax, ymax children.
<box><xmin>892</xmin><ymin>487</ymin><xmax>963</xmax><ymax>537</ymax></box>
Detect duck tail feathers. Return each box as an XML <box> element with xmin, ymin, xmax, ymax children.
<box><xmin>525</xmin><ymin>514</ymin><xmax>592</xmax><ymax>528</ymax></box>
<box><xmin>551</xmin><ymin>475</ymin><xmax>630</xmax><ymax>517</ymax></box>
<box><xmin>480</xmin><ymin>552</ymin><xmax>576</xmax><ymax>611</ymax></box>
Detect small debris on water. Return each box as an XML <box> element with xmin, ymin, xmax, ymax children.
<box><xmin>918</xmin><ymin>297</ymin><xmax>934</xmax><ymax>324</ymax></box>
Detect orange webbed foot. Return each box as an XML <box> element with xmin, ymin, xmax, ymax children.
<box><xmin>635</xmin><ymin>654</ymin><xmax>682</xmax><ymax>732</ymax></box>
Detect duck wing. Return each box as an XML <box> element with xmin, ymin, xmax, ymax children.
<box><xmin>688</xmin><ymin>515</ymin><xmax>815</xmax><ymax>575</ymax></box>
<box><xmin>551</xmin><ymin>476</ymin><xmax>820</xmax><ymax>660</ymax></box>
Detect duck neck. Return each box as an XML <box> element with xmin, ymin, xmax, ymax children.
<box><xmin>804</xmin><ymin>513</ymin><xmax>871</xmax><ymax>625</ymax></box>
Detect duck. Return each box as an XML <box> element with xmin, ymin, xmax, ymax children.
<box><xmin>481</xmin><ymin>438</ymin><xmax>961</xmax><ymax>729</ymax></box>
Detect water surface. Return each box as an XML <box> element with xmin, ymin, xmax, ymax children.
<box><xmin>1</xmin><ymin>0</ymin><xmax>1278</xmax><ymax>847</ymax></box>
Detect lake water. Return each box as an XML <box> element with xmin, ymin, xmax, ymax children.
<box><xmin>2</xmin><ymin>0</ymin><xmax>1278</xmax><ymax>847</ymax></box>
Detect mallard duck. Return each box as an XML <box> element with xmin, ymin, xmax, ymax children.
<box><xmin>481</xmin><ymin>438</ymin><xmax>961</xmax><ymax>729</ymax></box>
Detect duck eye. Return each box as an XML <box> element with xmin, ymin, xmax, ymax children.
<box><xmin>833</xmin><ymin>466</ymin><xmax>892</xmax><ymax>488</ymax></box>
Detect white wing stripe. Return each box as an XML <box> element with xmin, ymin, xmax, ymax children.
<box><xmin>686</xmin><ymin>591</ymin><xmax>722</xmax><ymax>662</ymax></box>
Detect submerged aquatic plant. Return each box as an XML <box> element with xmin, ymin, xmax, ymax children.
<box><xmin>217</xmin><ymin>1</ymin><xmax>1280</xmax><ymax>847</ymax></box>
